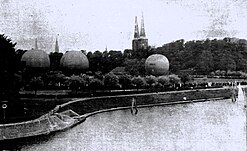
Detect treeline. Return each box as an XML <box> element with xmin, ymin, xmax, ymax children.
<box><xmin>15</xmin><ymin>37</ymin><xmax>247</xmax><ymax>76</ymax></box>
<box><xmin>2</xmin><ymin>34</ymin><xmax>247</xmax><ymax>121</ymax></box>
<box><xmin>152</xmin><ymin>38</ymin><xmax>247</xmax><ymax>74</ymax></box>
<box><xmin>25</xmin><ymin>71</ymin><xmax>184</xmax><ymax>94</ymax></box>
<box><xmin>82</xmin><ymin>38</ymin><xmax>247</xmax><ymax>75</ymax></box>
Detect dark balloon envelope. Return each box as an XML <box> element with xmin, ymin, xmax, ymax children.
<box><xmin>60</xmin><ymin>51</ymin><xmax>89</xmax><ymax>70</ymax></box>
<box><xmin>145</xmin><ymin>54</ymin><xmax>169</xmax><ymax>76</ymax></box>
<box><xmin>21</xmin><ymin>49</ymin><xmax>50</xmax><ymax>68</ymax></box>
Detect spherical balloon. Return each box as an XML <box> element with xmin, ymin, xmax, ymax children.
<box><xmin>21</xmin><ymin>49</ymin><xmax>50</xmax><ymax>68</ymax></box>
<box><xmin>60</xmin><ymin>51</ymin><xmax>89</xmax><ymax>70</ymax></box>
<box><xmin>145</xmin><ymin>54</ymin><xmax>169</xmax><ymax>76</ymax></box>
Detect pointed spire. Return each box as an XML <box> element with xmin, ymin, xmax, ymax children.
<box><xmin>140</xmin><ymin>13</ymin><xmax>146</xmax><ymax>38</ymax></box>
<box><xmin>34</xmin><ymin>38</ymin><xmax>38</xmax><ymax>50</ymax></box>
<box><xmin>55</xmin><ymin>36</ymin><xmax>59</xmax><ymax>53</ymax></box>
<box><xmin>134</xmin><ymin>16</ymin><xmax>139</xmax><ymax>39</ymax></box>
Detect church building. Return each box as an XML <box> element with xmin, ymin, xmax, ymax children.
<box><xmin>132</xmin><ymin>14</ymin><xmax>148</xmax><ymax>51</ymax></box>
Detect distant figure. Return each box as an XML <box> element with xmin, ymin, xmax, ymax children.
<box><xmin>183</xmin><ymin>97</ymin><xmax>187</xmax><ymax>101</ymax></box>
<box><xmin>131</xmin><ymin>98</ymin><xmax>138</xmax><ymax>115</ymax></box>
<box><xmin>231</xmin><ymin>84</ymin><xmax>237</xmax><ymax>102</ymax></box>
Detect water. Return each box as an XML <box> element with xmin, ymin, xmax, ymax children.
<box><xmin>20</xmin><ymin>88</ymin><xmax>246</xmax><ymax>150</ymax></box>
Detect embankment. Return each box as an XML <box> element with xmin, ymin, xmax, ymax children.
<box><xmin>0</xmin><ymin>87</ymin><xmax>232</xmax><ymax>141</ymax></box>
<box><xmin>0</xmin><ymin>111</ymin><xmax>84</xmax><ymax>141</ymax></box>
<box><xmin>57</xmin><ymin>88</ymin><xmax>232</xmax><ymax>117</ymax></box>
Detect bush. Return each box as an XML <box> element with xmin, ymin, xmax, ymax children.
<box><xmin>89</xmin><ymin>78</ymin><xmax>104</xmax><ymax>90</ymax></box>
<box><xmin>119</xmin><ymin>74</ymin><xmax>132</xmax><ymax>89</ymax></box>
<box><xmin>104</xmin><ymin>72</ymin><xmax>120</xmax><ymax>89</ymax></box>
<box><xmin>157</xmin><ymin>76</ymin><xmax>169</xmax><ymax>87</ymax></box>
<box><xmin>68</xmin><ymin>75</ymin><xmax>84</xmax><ymax>93</ymax></box>
<box><xmin>131</xmin><ymin>76</ymin><xmax>147</xmax><ymax>89</ymax></box>
<box><xmin>169</xmin><ymin>74</ymin><xmax>180</xmax><ymax>85</ymax></box>
<box><xmin>145</xmin><ymin>75</ymin><xmax>157</xmax><ymax>87</ymax></box>
<box><xmin>29</xmin><ymin>76</ymin><xmax>44</xmax><ymax>95</ymax></box>
<box><xmin>179</xmin><ymin>74</ymin><xmax>191</xmax><ymax>85</ymax></box>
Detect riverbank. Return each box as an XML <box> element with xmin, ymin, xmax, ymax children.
<box><xmin>57</xmin><ymin>88</ymin><xmax>232</xmax><ymax>116</ymax></box>
<box><xmin>0</xmin><ymin>87</ymin><xmax>232</xmax><ymax>142</ymax></box>
<box><xmin>20</xmin><ymin>86</ymin><xmax>246</xmax><ymax>151</ymax></box>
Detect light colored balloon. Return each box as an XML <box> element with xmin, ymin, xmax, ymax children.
<box><xmin>145</xmin><ymin>54</ymin><xmax>169</xmax><ymax>76</ymax></box>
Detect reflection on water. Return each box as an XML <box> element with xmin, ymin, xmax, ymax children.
<box><xmin>20</xmin><ymin>96</ymin><xmax>246</xmax><ymax>151</ymax></box>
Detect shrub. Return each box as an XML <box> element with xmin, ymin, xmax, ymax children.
<box><xmin>169</xmin><ymin>74</ymin><xmax>180</xmax><ymax>85</ymax></box>
<box><xmin>89</xmin><ymin>78</ymin><xmax>104</xmax><ymax>90</ymax></box>
<box><xmin>145</xmin><ymin>75</ymin><xmax>157</xmax><ymax>87</ymax></box>
<box><xmin>157</xmin><ymin>76</ymin><xmax>169</xmax><ymax>87</ymax></box>
<box><xmin>131</xmin><ymin>76</ymin><xmax>147</xmax><ymax>89</ymax></box>
<box><xmin>119</xmin><ymin>74</ymin><xmax>132</xmax><ymax>89</ymax></box>
<box><xmin>104</xmin><ymin>72</ymin><xmax>120</xmax><ymax>89</ymax></box>
<box><xmin>68</xmin><ymin>75</ymin><xmax>83</xmax><ymax>93</ymax></box>
<box><xmin>29</xmin><ymin>76</ymin><xmax>44</xmax><ymax>95</ymax></box>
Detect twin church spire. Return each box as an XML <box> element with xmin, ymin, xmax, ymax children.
<box><xmin>134</xmin><ymin>16</ymin><xmax>139</xmax><ymax>39</ymax></box>
<box><xmin>134</xmin><ymin>14</ymin><xmax>146</xmax><ymax>39</ymax></box>
<box><xmin>34</xmin><ymin>15</ymin><xmax>147</xmax><ymax>53</ymax></box>
<box><xmin>132</xmin><ymin>14</ymin><xmax>148</xmax><ymax>51</ymax></box>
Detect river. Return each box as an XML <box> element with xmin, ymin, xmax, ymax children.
<box><xmin>16</xmin><ymin>87</ymin><xmax>247</xmax><ymax>150</ymax></box>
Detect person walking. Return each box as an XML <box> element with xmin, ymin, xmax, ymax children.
<box><xmin>231</xmin><ymin>83</ymin><xmax>237</xmax><ymax>103</ymax></box>
<box><xmin>131</xmin><ymin>97</ymin><xmax>138</xmax><ymax>115</ymax></box>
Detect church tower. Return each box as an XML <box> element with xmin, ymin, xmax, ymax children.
<box><xmin>132</xmin><ymin>14</ymin><xmax>148</xmax><ymax>51</ymax></box>
<box><xmin>55</xmin><ymin>37</ymin><xmax>59</xmax><ymax>53</ymax></box>
<box><xmin>134</xmin><ymin>16</ymin><xmax>140</xmax><ymax>39</ymax></box>
<box><xmin>34</xmin><ymin>38</ymin><xmax>38</xmax><ymax>50</ymax></box>
<box><xmin>140</xmin><ymin>13</ymin><xmax>146</xmax><ymax>38</ymax></box>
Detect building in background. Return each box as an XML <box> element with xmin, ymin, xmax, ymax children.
<box><xmin>132</xmin><ymin>14</ymin><xmax>148</xmax><ymax>51</ymax></box>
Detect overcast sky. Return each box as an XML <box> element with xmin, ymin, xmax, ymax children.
<box><xmin>1</xmin><ymin>0</ymin><xmax>247</xmax><ymax>53</ymax></box>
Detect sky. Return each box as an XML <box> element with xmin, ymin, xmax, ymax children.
<box><xmin>1</xmin><ymin>0</ymin><xmax>247</xmax><ymax>53</ymax></box>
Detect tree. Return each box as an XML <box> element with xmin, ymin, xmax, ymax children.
<box><xmin>195</xmin><ymin>50</ymin><xmax>214</xmax><ymax>74</ymax></box>
<box><xmin>104</xmin><ymin>72</ymin><xmax>120</xmax><ymax>89</ymax></box>
<box><xmin>123</xmin><ymin>49</ymin><xmax>132</xmax><ymax>58</ymax></box>
<box><xmin>179</xmin><ymin>74</ymin><xmax>191</xmax><ymax>85</ymax></box>
<box><xmin>88</xmin><ymin>51</ymin><xmax>103</xmax><ymax>72</ymax></box>
<box><xmin>89</xmin><ymin>78</ymin><xmax>104</xmax><ymax>91</ymax></box>
<box><xmin>169</xmin><ymin>74</ymin><xmax>180</xmax><ymax>85</ymax></box>
<box><xmin>29</xmin><ymin>76</ymin><xmax>44</xmax><ymax>95</ymax></box>
<box><xmin>118</xmin><ymin>74</ymin><xmax>132</xmax><ymax>89</ymax></box>
<box><xmin>79</xmin><ymin>74</ymin><xmax>90</xmax><ymax>87</ymax></box>
<box><xmin>145</xmin><ymin>75</ymin><xmax>157</xmax><ymax>87</ymax></box>
<box><xmin>157</xmin><ymin>76</ymin><xmax>170</xmax><ymax>88</ymax></box>
<box><xmin>0</xmin><ymin>34</ymin><xmax>19</xmax><ymax>101</ymax></box>
<box><xmin>218</xmin><ymin>53</ymin><xmax>236</xmax><ymax>72</ymax></box>
<box><xmin>131</xmin><ymin>76</ymin><xmax>146</xmax><ymax>89</ymax></box>
<box><xmin>124</xmin><ymin>58</ymin><xmax>146</xmax><ymax>76</ymax></box>
<box><xmin>54</xmin><ymin>72</ymin><xmax>66</xmax><ymax>87</ymax></box>
<box><xmin>0</xmin><ymin>35</ymin><xmax>26</xmax><ymax>122</ymax></box>
<box><xmin>42</xmin><ymin>71</ymin><xmax>66</xmax><ymax>88</ymax></box>
<box><xmin>15</xmin><ymin>49</ymin><xmax>27</xmax><ymax>70</ymax></box>
<box><xmin>94</xmin><ymin>71</ymin><xmax>104</xmax><ymax>80</ymax></box>
<box><xmin>68</xmin><ymin>75</ymin><xmax>84</xmax><ymax>94</ymax></box>
<box><xmin>169</xmin><ymin>74</ymin><xmax>181</xmax><ymax>88</ymax></box>
<box><xmin>49</xmin><ymin>52</ymin><xmax>63</xmax><ymax>70</ymax></box>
